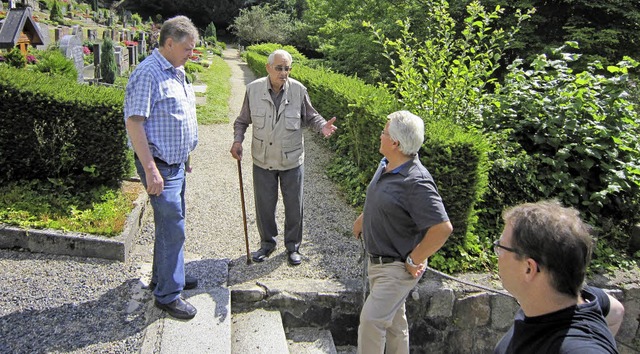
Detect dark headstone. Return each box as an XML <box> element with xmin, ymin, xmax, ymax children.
<box><xmin>127</xmin><ymin>45</ymin><xmax>136</xmax><ymax>66</ymax></box>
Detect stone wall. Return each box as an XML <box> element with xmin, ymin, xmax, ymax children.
<box><xmin>230</xmin><ymin>273</ymin><xmax>640</xmax><ymax>353</ymax></box>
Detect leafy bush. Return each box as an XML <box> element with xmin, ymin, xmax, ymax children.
<box><xmin>369</xmin><ymin>1</ymin><xmax>532</xmax><ymax>128</ymax></box>
<box><xmin>0</xmin><ymin>65</ymin><xmax>128</xmax><ymax>190</ymax></box>
<box><xmin>229</xmin><ymin>4</ymin><xmax>298</xmax><ymax>45</ymax></box>
<box><xmin>481</xmin><ymin>47</ymin><xmax>640</xmax><ymax>268</ymax></box>
<box><xmin>33</xmin><ymin>49</ymin><xmax>78</xmax><ymax>81</ymax></box>
<box><xmin>5</xmin><ymin>47</ymin><xmax>26</xmax><ymax>68</ymax></box>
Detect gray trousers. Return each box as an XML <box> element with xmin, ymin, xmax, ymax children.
<box><xmin>252</xmin><ymin>164</ymin><xmax>303</xmax><ymax>252</ymax></box>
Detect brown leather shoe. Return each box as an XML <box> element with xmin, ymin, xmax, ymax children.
<box><xmin>154</xmin><ymin>297</ymin><xmax>197</xmax><ymax>320</ymax></box>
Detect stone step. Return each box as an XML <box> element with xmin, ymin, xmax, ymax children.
<box><xmin>286</xmin><ymin>327</ymin><xmax>338</xmax><ymax>354</ymax></box>
<box><xmin>140</xmin><ymin>286</ymin><xmax>232</xmax><ymax>354</ymax></box>
<box><xmin>140</xmin><ymin>259</ymin><xmax>232</xmax><ymax>353</ymax></box>
<box><xmin>232</xmin><ymin>308</ymin><xmax>290</xmax><ymax>353</ymax></box>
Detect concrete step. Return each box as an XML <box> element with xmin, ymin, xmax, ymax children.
<box><xmin>232</xmin><ymin>308</ymin><xmax>290</xmax><ymax>353</ymax></box>
<box><xmin>286</xmin><ymin>327</ymin><xmax>338</xmax><ymax>354</ymax></box>
<box><xmin>140</xmin><ymin>259</ymin><xmax>232</xmax><ymax>353</ymax></box>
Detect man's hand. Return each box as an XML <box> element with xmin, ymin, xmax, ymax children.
<box><xmin>352</xmin><ymin>213</ymin><xmax>363</xmax><ymax>239</ymax></box>
<box><xmin>322</xmin><ymin>117</ymin><xmax>338</xmax><ymax>138</ymax></box>
<box><xmin>145</xmin><ymin>166</ymin><xmax>164</xmax><ymax>196</ymax></box>
<box><xmin>230</xmin><ymin>142</ymin><xmax>243</xmax><ymax>160</ymax></box>
<box><xmin>405</xmin><ymin>257</ymin><xmax>426</xmax><ymax>279</ymax></box>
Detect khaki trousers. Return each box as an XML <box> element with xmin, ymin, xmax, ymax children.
<box><xmin>357</xmin><ymin>261</ymin><xmax>421</xmax><ymax>354</ymax></box>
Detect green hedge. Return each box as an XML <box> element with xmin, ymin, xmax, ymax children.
<box><xmin>245</xmin><ymin>45</ymin><xmax>491</xmax><ymax>272</ymax></box>
<box><xmin>0</xmin><ymin>65</ymin><xmax>129</xmax><ymax>190</ymax></box>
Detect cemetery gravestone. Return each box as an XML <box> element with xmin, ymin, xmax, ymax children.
<box><xmin>59</xmin><ymin>34</ymin><xmax>84</xmax><ymax>83</ymax></box>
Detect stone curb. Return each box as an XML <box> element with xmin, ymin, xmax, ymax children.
<box><xmin>0</xmin><ymin>190</ymin><xmax>147</xmax><ymax>261</ymax></box>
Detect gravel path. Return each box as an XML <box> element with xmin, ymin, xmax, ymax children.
<box><xmin>0</xmin><ymin>46</ymin><xmax>363</xmax><ymax>353</ymax></box>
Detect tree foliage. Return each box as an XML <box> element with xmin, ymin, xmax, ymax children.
<box><xmin>449</xmin><ymin>0</ymin><xmax>640</xmax><ymax>71</ymax></box>
<box><xmin>370</xmin><ymin>1</ymin><xmax>532</xmax><ymax>127</ymax></box>
<box><xmin>229</xmin><ymin>3</ymin><xmax>300</xmax><ymax>45</ymax></box>
<box><xmin>50</xmin><ymin>0</ymin><xmax>64</xmax><ymax>23</ymax></box>
<box><xmin>100</xmin><ymin>38</ymin><xmax>117</xmax><ymax>84</ymax></box>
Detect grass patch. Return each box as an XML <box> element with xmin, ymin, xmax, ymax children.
<box><xmin>0</xmin><ymin>180</ymin><xmax>144</xmax><ymax>237</ymax></box>
<box><xmin>196</xmin><ymin>54</ymin><xmax>231</xmax><ymax>125</ymax></box>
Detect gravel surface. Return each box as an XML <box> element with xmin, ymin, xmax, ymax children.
<box><xmin>0</xmin><ymin>46</ymin><xmax>363</xmax><ymax>353</ymax></box>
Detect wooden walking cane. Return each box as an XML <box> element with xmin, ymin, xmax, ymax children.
<box><xmin>237</xmin><ymin>159</ymin><xmax>252</xmax><ymax>264</ymax></box>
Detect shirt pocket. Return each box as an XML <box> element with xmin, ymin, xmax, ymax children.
<box><xmin>284</xmin><ymin>109</ymin><xmax>301</xmax><ymax>130</ymax></box>
<box><xmin>251</xmin><ymin>107</ymin><xmax>267</xmax><ymax>129</ymax></box>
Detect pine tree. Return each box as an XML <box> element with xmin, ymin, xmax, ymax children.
<box><xmin>50</xmin><ymin>0</ymin><xmax>63</xmax><ymax>23</ymax></box>
<box><xmin>100</xmin><ymin>38</ymin><xmax>117</xmax><ymax>84</ymax></box>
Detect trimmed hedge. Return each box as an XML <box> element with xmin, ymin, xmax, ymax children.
<box><xmin>0</xmin><ymin>65</ymin><xmax>129</xmax><ymax>190</ymax></box>
<box><xmin>245</xmin><ymin>45</ymin><xmax>491</xmax><ymax>272</ymax></box>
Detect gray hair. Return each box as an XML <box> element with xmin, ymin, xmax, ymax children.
<box><xmin>159</xmin><ymin>16</ymin><xmax>199</xmax><ymax>47</ymax></box>
<box><xmin>268</xmin><ymin>49</ymin><xmax>293</xmax><ymax>65</ymax></box>
<box><xmin>387</xmin><ymin>111</ymin><xmax>425</xmax><ymax>156</ymax></box>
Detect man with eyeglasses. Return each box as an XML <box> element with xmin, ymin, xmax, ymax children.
<box><xmin>494</xmin><ymin>200</ymin><xmax>624</xmax><ymax>354</ymax></box>
<box><xmin>230</xmin><ymin>49</ymin><xmax>337</xmax><ymax>266</ymax></box>
<box><xmin>352</xmin><ymin>111</ymin><xmax>453</xmax><ymax>354</ymax></box>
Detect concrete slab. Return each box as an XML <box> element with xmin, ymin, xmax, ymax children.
<box><xmin>232</xmin><ymin>309</ymin><xmax>289</xmax><ymax>354</ymax></box>
<box><xmin>160</xmin><ymin>287</ymin><xmax>231</xmax><ymax>354</ymax></box>
<box><xmin>287</xmin><ymin>327</ymin><xmax>337</xmax><ymax>354</ymax></box>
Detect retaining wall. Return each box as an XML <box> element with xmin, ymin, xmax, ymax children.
<box><xmin>230</xmin><ymin>273</ymin><xmax>640</xmax><ymax>353</ymax></box>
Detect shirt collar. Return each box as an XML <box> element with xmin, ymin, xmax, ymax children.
<box><xmin>152</xmin><ymin>48</ymin><xmax>178</xmax><ymax>72</ymax></box>
<box><xmin>381</xmin><ymin>156</ymin><xmax>416</xmax><ymax>175</ymax></box>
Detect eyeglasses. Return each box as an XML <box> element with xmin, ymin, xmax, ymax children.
<box><xmin>381</xmin><ymin>130</ymin><xmax>389</xmax><ymax>136</ymax></box>
<box><xmin>273</xmin><ymin>66</ymin><xmax>292</xmax><ymax>72</ymax></box>
<box><xmin>493</xmin><ymin>239</ymin><xmax>542</xmax><ymax>271</ymax></box>
<box><xmin>492</xmin><ymin>239</ymin><xmax>522</xmax><ymax>256</ymax></box>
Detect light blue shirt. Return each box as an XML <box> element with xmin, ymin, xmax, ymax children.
<box><xmin>124</xmin><ymin>49</ymin><xmax>198</xmax><ymax>164</ymax></box>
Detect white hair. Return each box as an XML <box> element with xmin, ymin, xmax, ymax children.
<box><xmin>268</xmin><ymin>49</ymin><xmax>293</xmax><ymax>65</ymax></box>
<box><xmin>387</xmin><ymin>111</ymin><xmax>425</xmax><ymax>155</ymax></box>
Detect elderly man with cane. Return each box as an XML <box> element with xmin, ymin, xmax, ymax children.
<box><xmin>230</xmin><ymin>49</ymin><xmax>337</xmax><ymax>266</ymax></box>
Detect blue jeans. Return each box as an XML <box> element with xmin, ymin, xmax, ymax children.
<box><xmin>252</xmin><ymin>164</ymin><xmax>303</xmax><ymax>252</ymax></box>
<box><xmin>135</xmin><ymin>159</ymin><xmax>186</xmax><ymax>304</ymax></box>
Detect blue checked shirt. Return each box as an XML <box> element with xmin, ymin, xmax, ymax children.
<box><xmin>124</xmin><ymin>49</ymin><xmax>198</xmax><ymax>165</ymax></box>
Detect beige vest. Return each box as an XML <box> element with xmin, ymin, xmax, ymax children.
<box><xmin>248</xmin><ymin>77</ymin><xmax>306</xmax><ymax>171</ymax></box>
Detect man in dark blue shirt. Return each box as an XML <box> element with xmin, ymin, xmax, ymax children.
<box><xmin>493</xmin><ymin>200</ymin><xmax>624</xmax><ymax>353</ymax></box>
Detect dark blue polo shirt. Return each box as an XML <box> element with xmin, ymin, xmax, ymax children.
<box><xmin>362</xmin><ymin>155</ymin><xmax>449</xmax><ymax>259</ymax></box>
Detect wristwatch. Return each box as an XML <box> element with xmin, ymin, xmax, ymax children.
<box><xmin>406</xmin><ymin>254</ymin><xmax>417</xmax><ymax>267</ymax></box>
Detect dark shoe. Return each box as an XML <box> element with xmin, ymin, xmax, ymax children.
<box><xmin>149</xmin><ymin>275</ymin><xmax>198</xmax><ymax>291</ymax></box>
<box><xmin>252</xmin><ymin>247</ymin><xmax>275</xmax><ymax>262</ymax></box>
<box><xmin>154</xmin><ymin>297</ymin><xmax>197</xmax><ymax>320</ymax></box>
<box><xmin>288</xmin><ymin>251</ymin><xmax>302</xmax><ymax>266</ymax></box>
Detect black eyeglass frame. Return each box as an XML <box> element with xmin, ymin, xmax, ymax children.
<box><xmin>493</xmin><ymin>239</ymin><xmax>522</xmax><ymax>255</ymax></box>
<box><xmin>493</xmin><ymin>239</ymin><xmax>541</xmax><ymax>272</ymax></box>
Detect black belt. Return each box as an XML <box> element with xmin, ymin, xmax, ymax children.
<box><xmin>369</xmin><ymin>255</ymin><xmax>403</xmax><ymax>264</ymax></box>
<box><xmin>134</xmin><ymin>153</ymin><xmax>170</xmax><ymax>165</ymax></box>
